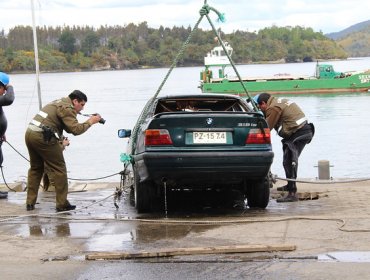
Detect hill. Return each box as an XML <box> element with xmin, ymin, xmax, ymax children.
<box><xmin>326</xmin><ymin>20</ymin><xmax>370</xmax><ymax>40</ymax></box>
<box><xmin>326</xmin><ymin>20</ymin><xmax>370</xmax><ymax>57</ymax></box>
<box><xmin>0</xmin><ymin>24</ymin><xmax>347</xmax><ymax>73</ymax></box>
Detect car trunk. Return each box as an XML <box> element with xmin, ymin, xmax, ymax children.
<box><xmin>134</xmin><ymin>111</ymin><xmax>273</xmax><ymax>187</ymax></box>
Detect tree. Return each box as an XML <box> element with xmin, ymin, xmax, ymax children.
<box><xmin>0</xmin><ymin>22</ymin><xmax>350</xmax><ymax>72</ymax></box>
<box><xmin>58</xmin><ymin>30</ymin><xmax>76</xmax><ymax>54</ymax></box>
<box><xmin>81</xmin><ymin>31</ymin><xmax>100</xmax><ymax>56</ymax></box>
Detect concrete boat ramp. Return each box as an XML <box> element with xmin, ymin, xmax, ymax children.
<box><xmin>1</xmin><ymin>179</ymin><xmax>370</xmax><ymax>279</ymax></box>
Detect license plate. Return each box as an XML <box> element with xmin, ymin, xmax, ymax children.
<box><xmin>193</xmin><ymin>132</ymin><xmax>227</xmax><ymax>144</ymax></box>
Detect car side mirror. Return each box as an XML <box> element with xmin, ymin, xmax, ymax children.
<box><xmin>118</xmin><ymin>129</ymin><xmax>131</xmax><ymax>138</ymax></box>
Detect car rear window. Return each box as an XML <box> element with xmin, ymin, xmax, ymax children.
<box><xmin>155</xmin><ymin>98</ymin><xmax>249</xmax><ymax>114</ymax></box>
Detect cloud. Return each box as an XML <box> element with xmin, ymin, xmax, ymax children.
<box><xmin>2</xmin><ymin>0</ymin><xmax>370</xmax><ymax>34</ymax></box>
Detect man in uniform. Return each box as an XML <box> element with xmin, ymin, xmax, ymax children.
<box><xmin>0</xmin><ymin>72</ymin><xmax>15</xmax><ymax>199</ymax></box>
<box><xmin>25</xmin><ymin>90</ymin><xmax>101</xmax><ymax>211</ymax></box>
<box><xmin>255</xmin><ymin>93</ymin><xmax>315</xmax><ymax>202</ymax></box>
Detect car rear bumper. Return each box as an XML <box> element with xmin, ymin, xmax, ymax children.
<box><xmin>133</xmin><ymin>151</ymin><xmax>274</xmax><ymax>185</ymax></box>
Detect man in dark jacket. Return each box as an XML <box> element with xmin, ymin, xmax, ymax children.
<box><xmin>0</xmin><ymin>72</ymin><xmax>15</xmax><ymax>199</ymax></box>
<box><xmin>25</xmin><ymin>90</ymin><xmax>102</xmax><ymax>211</ymax></box>
<box><xmin>255</xmin><ymin>93</ymin><xmax>314</xmax><ymax>202</ymax></box>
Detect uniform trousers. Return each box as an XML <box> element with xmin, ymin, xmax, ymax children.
<box><xmin>282</xmin><ymin>123</ymin><xmax>314</xmax><ymax>193</ymax></box>
<box><xmin>25</xmin><ymin>129</ymin><xmax>69</xmax><ymax>208</ymax></box>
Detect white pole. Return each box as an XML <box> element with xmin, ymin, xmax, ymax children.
<box><xmin>31</xmin><ymin>0</ymin><xmax>42</xmax><ymax>110</ymax></box>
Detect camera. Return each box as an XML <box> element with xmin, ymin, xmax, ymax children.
<box><xmin>91</xmin><ymin>113</ymin><xmax>105</xmax><ymax>124</ymax></box>
<box><xmin>80</xmin><ymin>113</ymin><xmax>106</xmax><ymax>124</ymax></box>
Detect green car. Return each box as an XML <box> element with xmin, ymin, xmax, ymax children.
<box><xmin>119</xmin><ymin>94</ymin><xmax>274</xmax><ymax>213</ymax></box>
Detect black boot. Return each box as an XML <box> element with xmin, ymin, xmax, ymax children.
<box><xmin>276</xmin><ymin>185</ymin><xmax>288</xmax><ymax>191</ymax></box>
<box><xmin>276</xmin><ymin>192</ymin><xmax>298</xmax><ymax>203</ymax></box>
<box><xmin>0</xmin><ymin>191</ymin><xmax>8</xmax><ymax>199</ymax></box>
<box><xmin>26</xmin><ymin>204</ymin><xmax>35</xmax><ymax>211</ymax></box>
<box><xmin>56</xmin><ymin>204</ymin><xmax>76</xmax><ymax>212</ymax></box>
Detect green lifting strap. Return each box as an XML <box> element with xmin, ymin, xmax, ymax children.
<box><xmin>120</xmin><ymin>153</ymin><xmax>132</xmax><ymax>163</ymax></box>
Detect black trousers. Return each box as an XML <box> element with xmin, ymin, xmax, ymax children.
<box><xmin>282</xmin><ymin>123</ymin><xmax>314</xmax><ymax>193</ymax></box>
<box><xmin>0</xmin><ymin>140</ymin><xmax>3</xmax><ymax>166</ymax></box>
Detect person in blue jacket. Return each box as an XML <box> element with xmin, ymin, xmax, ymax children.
<box><xmin>0</xmin><ymin>72</ymin><xmax>15</xmax><ymax>199</ymax></box>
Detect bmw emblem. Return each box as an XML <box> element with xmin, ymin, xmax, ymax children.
<box><xmin>206</xmin><ymin>118</ymin><xmax>213</xmax><ymax>125</ymax></box>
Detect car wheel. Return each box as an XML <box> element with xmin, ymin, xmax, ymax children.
<box><xmin>134</xmin><ymin>169</ymin><xmax>154</xmax><ymax>213</ymax></box>
<box><xmin>246</xmin><ymin>175</ymin><xmax>270</xmax><ymax>208</ymax></box>
<box><xmin>129</xmin><ymin>186</ymin><xmax>135</xmax><ymax>206</ymax></box>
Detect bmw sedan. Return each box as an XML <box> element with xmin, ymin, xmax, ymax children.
<box><xmin>118</xmin><ymin>94</ymin><xmax>274</xmax><ymax>212</ymax></box>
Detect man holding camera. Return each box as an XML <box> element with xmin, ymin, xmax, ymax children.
<box><xmin>25</xmin><ymin>90</ymin><xmax>102</xmax><ymax>212</ymax></box>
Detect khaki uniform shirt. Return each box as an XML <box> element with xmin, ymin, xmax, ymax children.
<box><xmin>32</xmin><ymin>97</ymin><xmax>91</xmax><ymax>138</ymax></box>
<box><xmin>265</xmin><ymin>96</ymin><xmax>307</xmax><ymax>138</ymax></box>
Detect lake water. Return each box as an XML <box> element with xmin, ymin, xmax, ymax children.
<box><xmin>4</xmin><ymin>57</ymin><xmax>370</xmax><ymax>183</ymax></box>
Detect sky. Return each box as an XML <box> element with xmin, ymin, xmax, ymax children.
<box><xmin>2</xmin><ymin>0</ymin><xmax>370</xmax><ymax>35</ymax></box>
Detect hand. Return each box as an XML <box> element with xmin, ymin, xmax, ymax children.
<box><xmin>88</xmin><ymin>114</ymin><xmax>102</xmax><ymax>125</ymax></box>
<box><xmin>62</xmin><ymin>137</ymin><xmax>70</xmax><ymax>147</ymax></box>
<box><xmin>0</xmin><ymin>135</ymin><xmax>6</xmax><ymax>142</ymax></box>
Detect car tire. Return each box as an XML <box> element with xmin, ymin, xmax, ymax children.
<box><xmin>246</xmin><ymin>175</ymin><xmax>270</xmax><ymax>208</ymax></box>
<box><xmin>129</xmin><ymin>186</ymin><xmax>135</xmax><ymax>206</ymax></box>
<box><xmin>134</xmin><ymin>169</ymin><xmax>154</xmax><ymax>213</ymax></box>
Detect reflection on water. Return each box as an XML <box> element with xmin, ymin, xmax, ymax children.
<box><xmin>132</xmin><ymin>223</ymin><xmax>218</xmax><ymax>243</ymax></box>
<box><xmin>28</xmin><ymin>223</ymin><xmax>71</xmax><ymax>237</ymax></box>
<box><xmin>3</xmin><ymin>186</ymin><xmax>333</xmax><ymax>253</ymax></box>
<box><xmin>16</xmin><ymin>222</ymin><xmax>102</xmax><ymax>238</ymax></box>
<box><xmin>87</xmin><ymin>233</ymin><xmax>133</xmax><ymax>251</ymax></box>
<box><xmin>29</xmin><ymin>225</ymin><xmax>43</xmax><ymax>236</ymax></box>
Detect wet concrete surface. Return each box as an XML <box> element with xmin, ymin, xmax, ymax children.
<box><xmin>2</xmin><ymin>180</ymin><xmax>370</xmax><ymax>279</ymax></box>
<box><xmin>1</xmin><ymin>187</ymin><xmax>327</xmax><ymax>247</ymax></box>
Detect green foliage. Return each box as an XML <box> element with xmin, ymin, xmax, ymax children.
<box><xmin>70</xmin><ymin>51</ymin><xmax>92</xmax><ymax>69</ymax></box>
<box><xmin>58</xmin><ymin>30</ymin><xmax>76</xmax><ymax>54</ymax></box>
<box><xmin>81</xmin><ymin>31</ymin><xmax>100</xmax><ymax>56</ymax></box>
<box><xmin>0</xmin><ymin>48</ymin><xmax>15</xmax><ymax>72</ymax></box>
<box><xmin>39</xmin><ymin>49</ymin><xmax>68</xmax><ymax>71</ymax></box>
<box><xmin>0</xmin><ymin>23</ymin><xmax>350</xmax><ymax>73</ymax></box>
<box><xmin>12</xmin><ymin>50</ymin><xmax>35</xmax><ymax>71</ymax></box>
<box><xmin>337</xmin><ymin>27</ymin><xmax>370</xmax><ymax>57</ymax></box>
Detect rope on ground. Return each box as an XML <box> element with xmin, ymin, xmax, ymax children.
<box><xmin>0</xmin><ymin>191</ymin><xmax>116</xmax><ymax>223</ymax></box>
<box><xmin>0</xmin><ymin>166</ymin><xmax>16</xmax><ymax>192</ymax></box>
<box><xmin>1</xmin><ymin>211</ymin><xmax>370</xmax><ymax>233</ymax></box>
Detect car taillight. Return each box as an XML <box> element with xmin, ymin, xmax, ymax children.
<box><xmin>145</xmin><ymin>129</ymin><xmax>173</xmax><ymax>146</ymax></box>
<box><xmin>246</xmin><ymin>128</ymin><xmax>271</xmax><ymax>144</ymax></box>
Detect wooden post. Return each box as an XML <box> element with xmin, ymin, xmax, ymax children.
<box><xmin>86</xmin><ymin>244</ymin><xmax>296</xmax><ymax>260</ymax></box>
